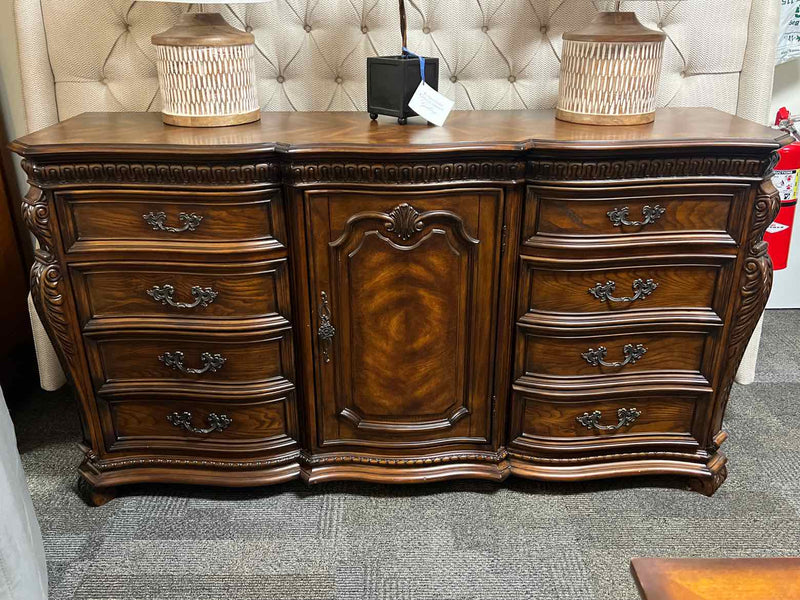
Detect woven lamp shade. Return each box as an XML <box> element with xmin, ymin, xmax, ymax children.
<box><xmin>556</xmin><ymin>12</ymin><xmax>666</xmax><ymax>126</ymax></box>
<box><xmin>141</xmin><ymin>2</ymin><xmax>263</xmax><ymax>127</ymax></box>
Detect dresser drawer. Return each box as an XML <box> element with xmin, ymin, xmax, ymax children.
<box><xmin>519</xmin><ymin>257</ymin><xmax>727</xmax><ymax>320</ymax></box>
<box><xmin>515</xmin><ymin>328</ymin><xmax>710</xmax><ymax>382</ymax></box>
<box><xmin>56</xmin><ymin>188</ymin><xmax>284</xmax><ymax>252</ymax></box>
<box><xmin>85</xmin><ymin>329</ymin><xmax>294</xmax><ymax>391</ymax></box>
<box><xmin>71</xmin><ymin>259</ymin><xmax>291</xmax><ymax>327</ymax></box>
<box><xmin>98</xmin><ymin>388</ymin><xmax>298</xmax><ymax>454</ymax></box>
<box><xmin>509</xmin><ymin>391</ymin><xmax>704</xmax><ymax>451</ymax></box>
<box><xmin>523</xmin><ymin>183</ymin><xmax>748</xmax><ymax>249</ymax></box>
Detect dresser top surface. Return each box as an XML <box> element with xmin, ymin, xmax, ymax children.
<box><xmin>11</xmin><ymin>108</ymin><xmax>788</xmax><ymax>158</ymax></box>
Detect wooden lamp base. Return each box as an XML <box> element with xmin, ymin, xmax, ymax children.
<box><xmin>557</xmin><ymin>12</ymin><xmax>665</xmax><ymax>126</ymax></box>
<box><xmin>152</xmin><ymin>13</ymin><xmax>260</xmax><ymax>128</ymax></box>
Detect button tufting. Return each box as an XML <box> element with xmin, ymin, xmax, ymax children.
<box><xmin>304</xmin><ymin>24</ymin><xmax>312</xmax><ymax>33</ymax></box>
<box><xmin>277</xmin><ymin>75</ymin><xmax>285</xmax><ymax>83</ymax></box>
<box><xmin>245</xmin><ymin>25</ymin><xmax>253</xmax><ymax>33</ymax></box>
<box><xmin>335</xmin><ymin>76</ymin><xmax>343</xmax><ymax>84</ymax></box>
<box><xmin>680</xmin><ymin>70</ymin><xmax>687</xmax><ymax>78</ymax></box>
<box><xmin>540</xmin><ymin>25</ymin><xmax>548</xmax><ymax>34</ymax></box>
<box><xmin>361</xmin><ymin>25</ymin><xmax>368</xmax><ymax>34</ymax></box>
<box><xmin>481</xmin><ymin>25</ymin><xmax>488</xmax><ymax>33</ymax></box>
<box><xmin>658</xmin><ymin>22</ymin><xmax>664</xmax><ymax>28</ymax></box>
<box><xmin>508</xmin><ymin>75</ymin><xmax>516</xmax><ymax>83</ymax></box>
<box><xmin>422</xmin><ymin>26</ymin><xmax>431</xmax><ymax>34</ymax></box>
<box><xmin>450</xmin><ymin>75</ymin><xmax>458</xmax><ymax>83</ymax></box>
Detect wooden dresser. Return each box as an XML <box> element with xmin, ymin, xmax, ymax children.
<box><xmin>10</xmin><ymin>109</ymin><xmax>785</xmax><ymax>505</ymax></box>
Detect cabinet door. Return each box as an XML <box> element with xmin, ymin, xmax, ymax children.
<box><xmin>306</xmin><ymin>189</ymin><xmax>504</xmax><ymax>450</ymax></box>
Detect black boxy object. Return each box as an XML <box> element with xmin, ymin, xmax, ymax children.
<box><xmin>367</xmin><ymin>55</ymin><xmax>439</xmax><ymax>124</ymax></box>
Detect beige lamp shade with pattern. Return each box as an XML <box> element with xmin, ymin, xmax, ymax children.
<box><xmin>557</xmin><ymin>7</ymin><xmax>667</xmax><ymax>125</ymax></box>
<box><xmin>139</xmin><ymin>1</ymin><xmax>266</xmax><ymax>127</ymax></box>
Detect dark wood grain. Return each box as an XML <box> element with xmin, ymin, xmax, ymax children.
<box><xmin>523</xmin><ymin>183</ymin><xmax>748</xmax><ymax>250</ymax></box>
<box><xmin>70</xmin><ymin>259</ymin><xmax>290</xmax><ymax>326</ymax></box>
<box><xmin>57</xmin><ymin>188</ymin><xmax>283</xmax><ymax>251</ymax></box>
<box><xmin>520</xmin><ymin>258</ymin><xmax>722</xmax><ymax>316</ymax></box>
<box><xmin>10</xmin><ymin>109</ymin><xmax>789</xmax><ymax>156</ymax></box>
<box><xmin>519</xmin><ymin>329</ymin><xmax>707</xmax><ymax>379</ymax></box>
<box><xmin>85</xmin><ymin>328</ymin><xmax>294</xmax><ymax>389</ymax></box>
<box><xmin>8</xmin><ymin>109</ymin><xmax>784</xmax><ymax>502</ymax></box>
<box><xmin>519</xmin><ymin>394</ymin><xmax>697</xmax><ymax>440</ymax></box>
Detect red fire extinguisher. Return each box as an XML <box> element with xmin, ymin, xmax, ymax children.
<box><xmin>768</xmin><ymin>107</ymin><xmax>799</xmax><ymax>271</ymax></box>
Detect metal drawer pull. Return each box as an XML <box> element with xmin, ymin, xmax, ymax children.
<box><xmin>607</xmin><ymin>205</ymin><xmax>665</xmax><ymax>227</ymax></box>
<box><xmin>581</xmin><ymin>343</ymin><xmax>647</xmax><ymax>367</ymax></box>
<box><xmin>317</xmin><ymin>291</ymin><xmax>336</xmax><ymax>363</ymax></box>
<box><xmin>158</xmin><ymin>351</ymin><xmax>226</xmax><ymax>374</ymax></box>
<box><xmin>588</xmin><ymin>278</ymin><xmax>658</xmax><ymax>303</ymax></box>
<box><xmin>167</xmin><ymin>411</ymin><xmax>232</xmax><ymax>434</ymax></box>
<box><xmin>147</xmin><ymin>284</ymin><xmax>218</xmax><ymax>309</ymax></box>
<box><xmin>577</xmin><ymin>407</ymin><xmax>641</xmax><ymax>431</ymax></box>
<box><xmin>143</xmin><ymin>211</ymin><xmax>203</xmax><ymax>233</ymax></box>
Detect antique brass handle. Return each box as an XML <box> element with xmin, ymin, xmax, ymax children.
<box><xmin>581</xmin><ymin>343</ymin><xmax>647</xmax><ymax>368</ymax></box>
<box><xmin>167</xmin><ymin>411</ymin><xmax>232</xmax><ymax>434</ymax></box>
<box><xmin>588</xmin><ymin>279</ymin><xmax>658</xmax><ymax>303</ymax></box>
<box><xmin>158</xmin><ymin>351</ymin><xmax>226</xmax><ymax>374</ymax></box>
<box><xmin>607</xmin><ymin>205</ymin><xmax>665</xmax><ymax>227</ymax></box>
<box><xmin>317</xmin><ymin>291</ymin><xmax>336</xmax><ymax>363</ymax></box>
<box><xmin>576</xmin><ymin>408</ymin><xmax>641</xmax><ymax>431</ymax></box>
<box><xmin>143</xmin><ymin>211</ymin><xmax>203</xmax><ymax>233</ymax></box>
<box><xmin>147</xmin><ymin>284</ymin><xmax>218</xmax><ymax>309</ymax></box>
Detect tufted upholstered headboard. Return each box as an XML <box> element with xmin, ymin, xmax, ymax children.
<box><xmin>15</xmin><ymin>0</ymin><xmax>779</xmax><ymax>134</ymax></box>
<box><xmin>12</xmin><ymin>0</ymin><xmax>779</xmax><ymax>390</ymax></box>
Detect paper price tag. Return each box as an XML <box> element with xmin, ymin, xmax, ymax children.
<box><xmin>408</xmin><ymin>82</ymin><xmax>454</xmax><ymax>127</ymax></box>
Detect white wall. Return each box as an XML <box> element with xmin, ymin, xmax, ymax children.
<box><xmin>768</xmin><ymin>59</ymin><xmax>800</xmax><ymax>309</ymax></box>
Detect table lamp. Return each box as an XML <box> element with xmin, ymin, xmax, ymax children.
<box><xmin>139</xmin><ymin>1</ymin><xmax>264</xmax><ymax>127</ymax></box>
<box><xmin>556</xmin><ymin>1</ymin><xmax>666</xmax><ymax>125</ymax></box>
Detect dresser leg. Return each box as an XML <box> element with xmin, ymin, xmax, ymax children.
<box><xmin>77</xmin><ymin>477</ymin><xmax>118</xmax><ymax>507</ymax></box>
<box><xmin>689</xmin><ymin>455</ymin><xmax>728</xmax><ymax>496</ymax></box>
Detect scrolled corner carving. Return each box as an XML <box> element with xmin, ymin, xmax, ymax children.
<box><xmin>21</xmin><ymin>187</ymin><xmax>54</xmax><ymax>255</ymax></box>
<box><xmin>21</xmin><ymin>186</ymin><xmax>77</xmax><ymax>371</ymax></box>
<box><xmin>29</xmin><ymin>259</ymin><xmax>76</xmax><ymax>370</ymax></box>
<box><xmin>716</xmin><ymin>178</ymin><xmax>781</xmax><ymax>410</ymax></box>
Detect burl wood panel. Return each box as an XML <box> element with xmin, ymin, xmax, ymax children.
<box><xmin>86</xmin><ymin>329</ymin><xmax>293</xmax><ymax>388</ymax></box>
<box><xmin>520</xmin><ymin>258</ymin><xmax>722</xmax><ymax>316</ymax></box>
<box><xmin>57</xmin><ymin>188</ymin><xmax>282</xmax><ymax>250</ymax></box>
<box><xmin>70</xmin><ymin>259</ymin><xmax>290</xmax><ymax>325</ymax></box>
<box><xmin>519</xmin><ymin>329</ymin><xmax>708</xmax><ymax>379</ymax></box>
<box><xmin>307</xmin><ymin>189</ymin><xmax>502</xmax><ymax>447</ymax></box>
<box><xmin>524</xmin><ymin>183</ymin><xmax>747</xmax><ymax>247</ymax></box>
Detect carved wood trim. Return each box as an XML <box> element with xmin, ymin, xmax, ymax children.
<box><xmin>289</xmin><ymin>159</ymin><xmax>526</xmax><ymax>185</ymax></box>
<box><xmin>20</xmin><ymin>154</ymin><xmax>776</xmax><ymax>189</ymax></box>
<box><xmin>713</xmin><ymin>176</ymin><xmax>781</xmax><ymax>430</ymax></box>
<box><xmin>300</xmin><ymin>449</ymin><xmax>508</xmax><ymax>466</ymax></box>
<box><xmin>527</xmin><ymin>155</ymin><xmax>773</xmax><ymax>181</ymax></box>
<box><xmin>21</xmin><ymin>159</ymin><xmax>281</xmax><ymax>187</ymax></box>
<box><xmin>86</xmin><ymin>451</ymin><xmax>301</xmax><ymax>471</ymax></box>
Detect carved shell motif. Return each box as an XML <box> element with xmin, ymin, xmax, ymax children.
<box><xmin>385</xmin><ymin>203</ymin><xmax>424</xmax><ymax>241</ymax></box>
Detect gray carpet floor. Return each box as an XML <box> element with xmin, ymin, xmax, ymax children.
<box><xmin>9</xmin><ymin>310</ymin><xmax>800</xmax><ymax>600</ymax></box>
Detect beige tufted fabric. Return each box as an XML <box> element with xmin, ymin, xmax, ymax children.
<box><xmin>14</xmin><ymin>0</ymin><xmax>779</xmax><ymax>388</ymax></box>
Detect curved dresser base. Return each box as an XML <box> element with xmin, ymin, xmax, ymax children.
<box><xmin>77</xmin><ymin>449</ymin><xmax>728</xmax><ymax>505</ymax></box>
